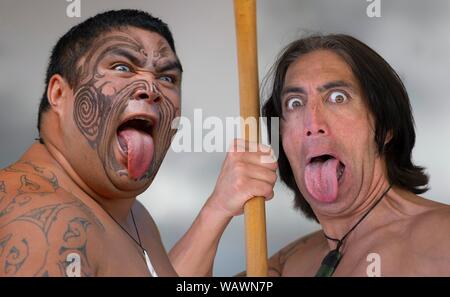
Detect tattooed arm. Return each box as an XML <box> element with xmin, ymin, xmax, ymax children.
<box><xmin>0</xmin><ymin>164</ymin><xmax>105</xmax><ymax>277</ymax></box>
<box><xmin>0</xmin><ymin>198</ymin><xmax>105</xmax><ymax>276</ymax></box>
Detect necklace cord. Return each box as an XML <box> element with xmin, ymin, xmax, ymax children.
<box><xmin>93</xmin><ymin>201</ymin><xmax>145</xmax><ymax>254</ymax></box>
<box><xmin>323</xmin><ymin>184</ymin><xmax>392</xmax><ymax>252</ymax></box>
<box><xmin>130</xmin><ymin>209</ymin><xmax>143</xmax><ymax>247</ymax></box>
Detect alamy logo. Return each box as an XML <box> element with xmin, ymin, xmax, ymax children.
<box><xmin>366</xmin><ymin>0</ymin><xmax>381</xmax><ymax>18</ymax></box>
<box><xmin>170</xmin><ymin>109</ymin><xmax>280</xmax><ymax>163</ymax></box>
<box><xmin>366</xmin><ymin>252</ymin><xmax>381</xmax><ymax>277</ymax></box>
<box><xmin>66</xmin><ymin>252</ymin><xmax>81</xmax><ymax>277</ymax></box>
<box><xmin>66</xmin><ymin>0</ymin><xmax>81</xmax><ymax>18</ymax></box>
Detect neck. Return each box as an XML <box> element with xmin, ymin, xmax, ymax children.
<box><xmin>20</xmin><ymin>141</ymin><xmax>135</xmax><ymax>224</ymax></box>
<box><xmin>316</xmin><ymin>174</ymin><xmax>391</xmax><ymax>251</ymax></box>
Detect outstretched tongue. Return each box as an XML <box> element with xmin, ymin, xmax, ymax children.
<box><xmin>305</xmin><ymin>157</ymin><xmax>340</xmax><ymax>203</ymax></box>
<box><xmin>118</xmin><ymin>128</ymin><xmax>154</xmax><ymax>180</ymax></box>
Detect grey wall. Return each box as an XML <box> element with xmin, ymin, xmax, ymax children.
<box><xmin>1</xmin><ymin>0</ymin><xmax>449</xmax><ymax>276</ymax></box>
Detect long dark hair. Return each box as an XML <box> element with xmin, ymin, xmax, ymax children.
<box><xmin>263</xmin><ymin>34</ymin><xmax>429</xmax><ymax>222</ymax></box>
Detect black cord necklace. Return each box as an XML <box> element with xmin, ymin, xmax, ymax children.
<box><xmin>315</xmin><ymin>185</ymin><xmax>392</xmax><ymax>277</ymax></box>
<box><xmin>95</xmin><ymin>202</ymin><xmax>157</xmax><ymax>276</ymax></box>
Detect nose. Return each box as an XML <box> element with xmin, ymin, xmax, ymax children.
<box><xmin>304</xmin><ymin>102</ymin><xmax>328</xmax><ymax>137</ymax></box>
<box><xmin>131</xmin><ymin>83</ymin><xmax>161</xmax><ymax>103</ymax></box>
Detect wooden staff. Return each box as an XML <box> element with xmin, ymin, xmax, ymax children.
<box><xmin>233</xmin><ymin>0</ymin><xmax>268</xmax><ymax>276</ymax></box>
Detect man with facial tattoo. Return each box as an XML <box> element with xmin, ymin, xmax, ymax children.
<box><xmin>0</xmin><ymin>10</ymin><xmax>277</xmax><ymax>276</ymax></box>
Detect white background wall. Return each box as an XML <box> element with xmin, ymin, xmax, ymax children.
<box><xmin>1</xmin><ymin>0</ymin><xmax>449</xmax><ymax>276</ymax></box>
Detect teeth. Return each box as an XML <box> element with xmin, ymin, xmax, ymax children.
<box><xmin>337</xmin><ymin>165</ymin><xmax>344</xmax><ymax>179</ymax></box>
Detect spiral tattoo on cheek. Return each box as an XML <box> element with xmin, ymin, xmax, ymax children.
<box><xmin>73</xmin><ymin>85</ymin><xmax>108</xmax><ymax>148</ymax></box>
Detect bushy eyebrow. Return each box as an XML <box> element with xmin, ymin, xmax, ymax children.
<box><xmin>281</xmin><ymin>80</ymin><xmax>355</xmax><ymax>97</ymax></box>
<box><xmin>281</xmin><ymin>86</ymin><xmax>306</xmax><ymax>97</ymax></box>
<box><xmin>103</xmin><ymin>47</ymin><xmax>183</xmax><ymax>74</ymax></box>
<box><xmin>317</xmin><ymin>80</ymin><xmax>355</xmax><ymax>92</ymax></box>
<box><xmin>107</xmin><ymin>48</ymin><xmax>147</xmax><ymax>67</ymax></box>
<box><xmin>155</xmin><ymin>60</ymin><xmax>183</xmax><ymax>74</ymax></box>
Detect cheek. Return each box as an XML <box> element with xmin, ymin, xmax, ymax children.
<box><xmin>159</xmin><ymin>86</ymin><xmax>181</xmax><ymax>108</ymax></box>
<box><xmin>100</xmin><ymin>83</ymin><xmax>116</xmax><ymax>97</ymax></box>
<box><xmin>281</xmin><ymin>120</ymin><xmax>303</xmax><ymax>167</ymax></box>
<box><xmin>63</xmin><ymin>98</ymin><xmax>85</xmax><ymax>141</ymax></box>
<box><xmin>331</xmin><ymin>108</ymin><xmax>371</xmax><ymax>142</ymax></box>
<box><xmin>337</xmin><ymin>115</ymin><xmax>378</xmax><ymax>167</ymax></box>
<box><xmin>96</xmin><ymin>77</ymin><xmax>131</xmax><ymax>97</ymax></box>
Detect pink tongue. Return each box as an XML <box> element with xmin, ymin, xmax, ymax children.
<box><xmin>305</xmin><ymin>158</ymin><xmax>340</xmax><ymax>203</ymax></box>
<box><xmin>118</xmin><ymin>128</ymin><xmax>154</xmax><ymax>180</ymax></box>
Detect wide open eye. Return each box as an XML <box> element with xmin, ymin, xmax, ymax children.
<box><xmin>113</xmin><ymin>64</ymin><xmax>132</xmax><ymax>72</ymax></box>
<box><xmin>286</xmin><ymin>97</ymin><xmax>304</xmax><ymax>110</ymax></box>
<box><xmin>329</xmin><ymin>91</ymin><xmax>348</xmax><ymax>104</ymax></box>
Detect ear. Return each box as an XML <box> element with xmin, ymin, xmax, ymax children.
<box><xmin>47</xmin><ymin>74</ymin><xmax>71</xmax><ymax>116</ymax></box>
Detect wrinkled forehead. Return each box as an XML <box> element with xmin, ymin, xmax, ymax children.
<box><xmin>75</xmin><ymin>27</ymin><xmax>178</xmax><ymax>81</ymax></box>
<box><xmin>285</xmin><ymin>50</ymin><xmax>360</xmax><ymax>90</ymax></box>
<box><xmin>89</xmin><ymin>26</ymin><xmax>175</xmax><ymax>59</ymax></box>
<box><xmin>280</xmin><ymin>49</ymin><xmax>375</xmax><ymax>122</ymax></box>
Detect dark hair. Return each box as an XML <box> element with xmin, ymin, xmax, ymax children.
<box><xmin>262</xmin><ymin>34</ymin><xmax>429</xmax><ymax>222</ymax></box>
<box><xmin>37</xmin><ymin>9</ymin><xmax>177</xmax><ymax>133</ymax></box>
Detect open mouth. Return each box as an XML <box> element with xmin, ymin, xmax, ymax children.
<box><xmin>309</xmin><ymin>154</ymin><xmax>345</xmax><ymax>183</ymax></box>
<box><xmin>116</xmin><ymin>116</ymin><xmax>155</xmax><ymax>180</ymax></box>
<box><xmin>117</xmin><ymin>118</ymin><xmax>153</xmax><ymax>154</ymax></box>
<box><xmin>304</xmin><ymin>153</ymin><xmax>346</xmax><ymax>203</ymax></box>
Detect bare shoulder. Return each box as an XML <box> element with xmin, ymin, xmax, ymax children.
<box><xmin>0</xmin><ymin>162</ymin><xmax>105</xmax><ymax>276</ymax></box>
<box><xmin>132</xmin><ymin>200</ymin><xmax>177</xmax><ymax>276</ymax></box>
<box><xmin>132</xmin><ymin>200</ymin><xmax>160</xmax><ymax>240</ymax></box>
<box><xmin>400</xmin><ymin>200</ymin><xmax>450</xmax><ymax>273</ymax></box>
<box><xmin>410</xmin><ymin>202</ymin><xmax>450</xmax><ymax>245</ymax></box>
<box><xmin>268</xmin><ymin>229</ymin><xmax>325</xmax><ymax>276</ymax></box>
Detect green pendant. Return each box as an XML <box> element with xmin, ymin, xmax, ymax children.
<box><xmin>315</xmin><ymin>249</ymin><xmax>342</xmax><ymax>277</ymax></box>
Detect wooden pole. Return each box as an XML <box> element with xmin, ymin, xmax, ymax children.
<box><xmin>233</xmin><ymin>0</ymin><xmax>268</xmax><ymax>277</ymax></box>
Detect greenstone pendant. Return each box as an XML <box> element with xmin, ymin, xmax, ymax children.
<box><xmin>315</xmin><ymin>249</ymin><xmax>342</xmax><ymax>277</ymax></box>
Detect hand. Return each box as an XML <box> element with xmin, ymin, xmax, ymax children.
<box><xmin>205</xmin><ymin>139</ymin><xmax>278</xmax><ymax>218</ymax></box>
